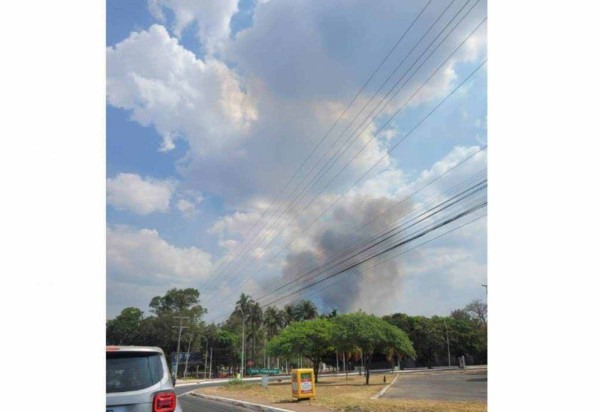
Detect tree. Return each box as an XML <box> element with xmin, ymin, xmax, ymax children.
<box><xmin>233</xmin><ymin>293</ymin><xmax>254</xmax><ymax>370</ymax></box>
<box><xmin>263</xmin><ymin>306</ymin><xmax>285</xmax><ymax>339</ymax></box>
<box><xmin>293</xmin><ymin>300</ymin><xmax>318</xmax><ymax>321</ymax></box>
<box><xmin>385</xmin><ymin>311</ymin><xmax>487</xmax><ymax>368</ymax></box>
<box><xmin>149</xmin><ymin>288</ymin><xmax>205</xmax><ymax>319</ymax></box>
<box><xmin>267</xmin><ymin>318</ymin><xmax>334</xmax><ymax>383</ymax></box>
<box><xmin>450</xmin><ymin>309</ymin><xmax>472</xmax><ymax>322</ymax></box>
<box><xmin>283</xmin><ymin>304</ymin><xmax>295</xmax><ymax>325</ymax></box>
<box><xmin>465</xmin><ymin>299</ymin><xmax>487</xmax><ymax>327</ymax></box>
<box><xmin>106</xmin><ymin>307</ymin><xmax>145</xmax><ymax>345</ymax></box>
<box><xmin>205</xmin><ymin>327</ymin><xmax>239</xmax><ymax>377</ymax></box>
<box><xmin>247</xmin><ymin>301</ymin><xmax>263</xmax><ymax>365</ymax></box>
<box><xmin>333</xmin><ymin>312</ymin><xmax>415</xmax><ymax>384</ymax></box>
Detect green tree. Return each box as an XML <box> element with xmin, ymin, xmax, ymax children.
<box><xmin>333</xmin><ymin>312</ymin><xmax>415</xmax><ymax>384</ymax></box>
<box><xmin>204</xmin><ymin>326</ymin><xmax>239</xmax><ymax>377</ymax></box>
<box><xmin>283</xmin><ymin>304</ymin><xmax>295</xmax><ymax>325</ymax></box>
<box><xmin>263</xmin><ymin>306</ymin><xmax>285</xmax><ymax>339</ymax></box>
<box><xmin>106</xmin><ymin>307</ymin><xmax>145</xmax><ymax>345</ymax></box>
<box><xmin>247</xmin><ymin>301</ymin><xmax>263</xmax><ymax>365</ymax></box>
<box><xmin>233</xmin><ymin>293</ymin><xmax>254</xmax><ymax>369</ymax></box>
<box><xmin>267</xmin><ymin>318</ymin><xmax>334</xmax><ymax>382</ymax></box>
<box><xmin>293</xmin><ymin>300</ymin><xmax>318</xmax><ymax>321</ymax></box>
<box><xmin>149</xmin><ymin>288</ymin><xmax>205</xmax><ymax>319</ymax></box>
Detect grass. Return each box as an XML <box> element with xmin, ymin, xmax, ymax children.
<box><xmin>197</xmin><ymin>373</ymin><xmax>487</xmax><ymax>412</ymax></box>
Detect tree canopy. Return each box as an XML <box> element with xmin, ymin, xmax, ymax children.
<box><xmin>267</xmin><ymin>317</ymin><xmax>334</xmax><ymax>382</ymax></box>
<box><xmin>333</xmin><ymin>312</ymin><xmax>415</xmax><ymax>384</ymax></box>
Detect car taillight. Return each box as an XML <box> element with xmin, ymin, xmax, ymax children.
<box><xmin>153</xmin><ymin>391</ymin><xmax>176</xmax><ymax>412</ymax></box>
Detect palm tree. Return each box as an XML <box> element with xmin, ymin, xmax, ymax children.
<box><xmin>264</xmin><ymin>306</ymin><xmax>284</xmax><ymax>339</ymax></box>
<box><xmin>263</xmin><ymin>306</ymin><xmax>285</xmax><ymax>368</ymax></box>
<box><xmin>235</xmin><ymin>293</ymin><xmax>253</xmax><ymax>374</ymax></box>
<box><xmin>242</xmin><ymin>301</ymin><xmax>262</xmax><ymax>366</ymax></box>
<box><xmin>294</xmin><ymin>300</ymin><xmax>318</xmax><ymax>321</ymax></box>
<box><xmin>283</xmin><ymin>304</ymin><xmax>295</xmax><ymax>325</ymax></box>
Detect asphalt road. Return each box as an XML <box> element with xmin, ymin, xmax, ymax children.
<box><xmin>178</xmin><ymin>393</ymin><xmax>248</xmax><ymax>412</ymax></box>
<box><xmin>175</xmin><ymin>382</ymin><xmax>264</xmax><ymax>412</ymax></box>
<box><xmin>382</xmin><ymin>369</ymin><xmax>487</xmax><ymax>402</ymax></box>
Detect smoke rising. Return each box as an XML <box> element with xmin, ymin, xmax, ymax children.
<box><xmin>281</xmin><ymin>194</ymin><xmax>412</xmax><ymax>314</ymax></box>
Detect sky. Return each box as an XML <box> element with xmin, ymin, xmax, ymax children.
<box><xmin>106</xmin><ymin>0</ymin><xmax>488</xmax><ymax>322</ymax></box>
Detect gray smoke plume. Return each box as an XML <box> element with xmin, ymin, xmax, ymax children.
<box><xmin>282</xmin><ymin>194</ymin><xmax>411</xmax><ymax>315</ymax></box>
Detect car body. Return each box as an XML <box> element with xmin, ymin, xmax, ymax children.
<box><xmin>106</xmin><ymin>345</ymin><xmax>183</xmax><ymax>412</ymax></box>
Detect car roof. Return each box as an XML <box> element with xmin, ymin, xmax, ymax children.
<box><xmin>106</xmin><ymin>345</ymin><xmax>165</xmax><ymax>354</ymax></box>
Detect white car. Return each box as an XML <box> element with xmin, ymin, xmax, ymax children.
<box><xmin>106</xmin><ymin>346</ymin><xmax>183</xmax><ymax>412</ymax></box>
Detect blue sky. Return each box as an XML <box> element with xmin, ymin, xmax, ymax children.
<box><xmin>106</xmin><ymin>0</ymin><xmax>488</xmax><ymax>321</ymax></box>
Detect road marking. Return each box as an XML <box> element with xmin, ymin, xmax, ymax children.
<box><xmin>191</xmin><ymin>393</ymin><xmax>296</xmax><ymax>412</ymax></box>
<box><xmin>371</xmin><ymin>374</ymin><xmax>400</xmax><ymax>399</ymax></box>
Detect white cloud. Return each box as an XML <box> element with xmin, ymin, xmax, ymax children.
<box><xmin>176</xmin><ymin>198</ymin><xmax>198</xmax><ymax>219</ymax></box>
<box><xmin>149</xmin><ymin>0</ymin><xmax>238</xmax><ymax>56</ymax></box>
<box><xmin>107</xmin><ymin>25</ymin><xmax>257</xmax><ymax>154</ymax></box>
<box><xmin>106</xmin><ymin>1</ymin><xmax>488</xmax><ymax>318</ymax></box>
<box><xmin>107</xmin><ymin>225</ymin><xmax>213</xmax><ymax>285</ymax></box>
<box><xmin>107</xmin><ymin>173</ymin><xmax>175</xmax><ymax>215</ymax></box>
<box><xmin>418</xmin><ymin>145</ymin><xmax>485</xmax><ymax>182</ymax></box>
<box><xmin>107</xmin><ymin>226</ymin><xmax>212</xmax><ymax>282</ymax></box>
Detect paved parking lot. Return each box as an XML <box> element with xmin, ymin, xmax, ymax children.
<box><xmin>382</xmin><ymin>369</ymin><xmax>487</xmax><ymax>402</ymax></box>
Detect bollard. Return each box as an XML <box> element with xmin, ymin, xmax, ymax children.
<box><xmin>383</xmin><ymin>375</ymin><xmax>386</xmax><ymax>383</ymax></box>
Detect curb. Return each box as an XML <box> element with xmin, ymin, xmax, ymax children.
<box><xmin>370</xmin><ymin>374</ymin><xmax>399</xmax><ymax>400</ymax></box>
<box><xmin>191</xmin><ymin>392</ymin><xmax>296</xmax><ymax>412</ymax></box>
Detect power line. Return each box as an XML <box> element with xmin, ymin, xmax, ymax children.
<box><xmin>263</xmin><ymin>199</ymin><xmax>487</xmax><ymax>307</ymax></box>
<box><xmin>210</xmin><ymin>1</ymin><xmax>483</xmax><ymax>297</ymax></box>
<box><xmin>198</xmin><ymin>0</ymin><xmax>435</xmax><ymax>294</ymax></box>
<box><xmin>208</xmin><ymin>172</ymin><xmax>486</xmax><ymax>323</ymax></box>
<box><xmin>227</xmin><ymin>146</ymin><xmax>487</xmax><ymax>308</ymax></box>
<box><xmin>284</xmin><ymin>212</ymin><xmax>487</xmax><ymax>309</ymax></box>
<box><xmin>206</xmin><ymin>56</ymin><xmax>487</xmax><ymax>313</ymax></box>
<box><xmin>255</xmin><ymin>177</ymin><xmax>487</xmax><ymax>303</ymax></box>
<box><xmin>203</xmin><ymin>16</ymin><xmax>487</xmax><ymax>310</ymax></box>
<box><xmin>258</xmin><ymin>186</ymin><xmax>487</xmax><ymax>307</ymax></box>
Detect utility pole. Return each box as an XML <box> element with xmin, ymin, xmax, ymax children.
<box><xmin>444</xmin><ymin>320</ymin><xmax>451</xmax><ymax>367</ymax></box>
<box><xmin>204</xmin><ymin>345</ymin><xmax>208</xmax><ymax>380</ymax></box>
<box><xmin>209</xmin><ymin>347</ymin><xmax>213</xmax><ymax>380</ymax></box>
<box><xmin>183</xmin><ymin>332</ymin><xmax>194</xmax><ymax>379</ymax></box>
<box><xmin>172</xmin><ymin>316</ymin><xmax>189</xmax><ymax>379</ymax></box>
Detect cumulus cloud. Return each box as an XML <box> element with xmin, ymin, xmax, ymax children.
<box><xmin>107</xmin><ymin>226</ymin><xmax>212</xmax><ymax>283</ymax></box>
<box><xmin>149</xmin><ymin>0</ymin><xmax>238</xmax><ymax>55</ymax></box>
<box><xmin>106</xmin><ymin>0</ymin><xmax>487</xmax><ymax>317</ymax></box>
<box><xmin>107</xmin><ymin>25</ymin><xmax>257</xmax><ymax>154</ymax></box>
<box><xmin>227</xmin><ymin>0</ymin><xmax>486</xmax><ymax>102</ymax></box>
<box><xmin>107</xmin><ymin>224</ymin><xmax>214</xmax><ymax>317</ymax></box>
<box><xmin>107</xmin><ymin>173</ymin><xmax>175</xmax><ymax>215</ymax></box>
<box><xmin>174</xmin><ymin>189</ymin><xmax>204</xmax><ymax>219</ymax></box>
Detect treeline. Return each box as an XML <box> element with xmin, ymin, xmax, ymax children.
<box><xmin>106</xmin><ymin>288</ymin><xmax>487</xmax><ymax>383</ymax></box>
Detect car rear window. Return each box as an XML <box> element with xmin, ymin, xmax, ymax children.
<box><xmin>106</xmin><ymin>351</ymin><xmax>164</xmax><ymax>393</ymax></box>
